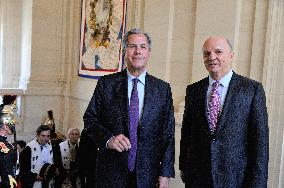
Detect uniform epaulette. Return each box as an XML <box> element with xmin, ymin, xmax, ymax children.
<box><xmin>0</xmin><ymin>141</ymin><xmax>10</xmax><ymax>153</ymax></box>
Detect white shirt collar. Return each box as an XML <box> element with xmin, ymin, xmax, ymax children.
<box><xmin>208</xmin><ymin>70</ymin><xmax>233</xmax><ymax>87</ymax></box>
<box><xmin>126</xmin><ymin>69</ymin><xmax>146</xmax><ymax>85</ymax></box>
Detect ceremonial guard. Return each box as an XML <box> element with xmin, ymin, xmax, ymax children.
<box><xmin>43</xmin><ymin>110</ymin><xmax>65</xmax><ymax>188</ymax></box>
<box><xmin>19</xmin><ymin>125</ymin><xmax>58</xmax><ymax>188</ymax></box>
<box><xmin>0</xmin><ymin>104</ymin><xmax>18</xmax><ymax>188</ymax></box>
<box><xmin>59</xmin><ymin>128</ymin><xmax>80</xmax><ymax>188</ymax></box>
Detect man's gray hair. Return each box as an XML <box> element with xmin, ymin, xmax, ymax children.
<box><xmin>202</xmin><ymin>37</ymin><xmax>234</xmax><ymax>52</ymax></box>
<box><xmin>122</xmin><ymin>28</ymin><xmax>152</xmax><ymax>54</ymax></box>
<box><xmin>67</xmin><ymin>127</ymin><xmax>80</xmax><ymax>136</ymax></box>
<box><xmin>226</xmin><ymin>39</ymin><xmax>234</xmax><ymax>52</ymax></box>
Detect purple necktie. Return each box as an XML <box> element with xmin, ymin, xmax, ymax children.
<box><xmin>208</xmin><ymin>81</ymin><xmax>221</xmax><ymax>133</ymax></box>
<box><xmin>128</xmin><ymin>78</ymin><xmax>139</xmax><ymax>171</ymax></box>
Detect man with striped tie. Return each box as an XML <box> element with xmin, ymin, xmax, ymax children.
<box><xmin>179</xmin><ymin>36</ymin><xmax>269</xmax><ymax>188</ymax></box>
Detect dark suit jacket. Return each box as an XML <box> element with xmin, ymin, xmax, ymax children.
<box><xmin>179</xmin><ymin>72</ymin><xmax>269</xmax><ymax>188</ymax></box>
<box><xmin>83</xmin><ymin>70</ymin><xmax>175</xmax><ymax>188</ymax></box>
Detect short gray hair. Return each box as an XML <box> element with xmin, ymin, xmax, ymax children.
<box><xmin>67</xmin><ymin>128</ymin><xmax>80</xmax><ymax>136</ymax></box>
<box><xmin>122</xmin><ymin>28</ymin><xmax>152</xmax><ymax>54</ymax></box>
<box><xmin>226</xmin><ymin>39</ymin><xmax>234</xmax><ymax>51</ymax></box>
<box><xmin>202</xmin><ymin>37</ymin><xmax>234</xmax><ymax>52</ymax></box>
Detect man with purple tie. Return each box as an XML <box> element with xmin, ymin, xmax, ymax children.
<box><xmin>179</xmin><ymin>36</ymin><xmax>269</xmax><ymax>188</ymax></box>
<box><xmin>84</xmin><ymin>28</ymin><xmax>175</xmax><ymax>188</ymax></box>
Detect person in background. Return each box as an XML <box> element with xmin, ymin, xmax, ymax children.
<box><xmin>0</xmin><ymin>104</ymin><xmax>18</xmax><ymax>188</ymax></box>
<box><xmin>15</xmin><ymin>140</ymin><xmax>26</xmax><ymax>188</ymax></box>
<box><xmin>58</xmin><ymin>128</ymin><xmax>81</xmax><ymax>188</ymax></box>
<box><xmin>42</xmin><ymin>110</ymin><xmax>65</xmax><ymax>188</ymax></box>
<box><xmin>16</xmin><ymin>141</ymin><xmax>26</xmax><ymax>154</ymax></box>
<box><xmin>77</xmin><ymin>128</ymin><xmax>97</xmax><ymax>188</ymax></box>
<box><xmin>179</xmin><ymin>36</ymin><xmax>269</xmax><ymax>187</ymax></box>
<box><xmin>20</xmin><ymin>125</ymin><xmax>59</xmax><ymax>188</ymax></box>
<box><xmin>83</xmin><ymin>28</ymin><xmax>175</xmax><ymax>188</ymax></box>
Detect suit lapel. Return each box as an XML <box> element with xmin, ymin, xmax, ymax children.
<box><xmin>113</xmin><ymin>70</ymin><xmax>129</xmax><ymax>131</ymax></box>
<box><xmin>217</xmin><ymin>73</ymin><xmax>241</xmax><ymax>131</ymax></box>
<box><xmin>199</xmin><ymin>78</ymin><xmax>212</xmax><ymax>134</ymax></box>
<box><xmin>140</xmin><ymin>74</ymin><xmax>156</xmax><ymax>125</ymax></box>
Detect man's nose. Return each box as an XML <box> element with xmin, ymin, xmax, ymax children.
<box><xmin>134</xmin><ymin>47</ymin><xmax>142</xmax><ymax>55</ymax></box>
<box><xmin>208</xmin><ymin>53</ymin><xmax>216</xmax><ymax>60</ymax></box>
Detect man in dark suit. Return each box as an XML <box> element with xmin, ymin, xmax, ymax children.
<box><xmin>83</xmin><ymin>28</ymin><xmax>175</xmax><ymax>188</ymax></box>
<box><xmin>179</xmin><ymin>36</ymin><xmax>269</xmax><ymax>188</ymax></box>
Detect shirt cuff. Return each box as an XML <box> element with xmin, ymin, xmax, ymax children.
<box><xmin>105</xmin><ymin>136</ymin><xmax>114</xmax><ymax>149</ymax></box>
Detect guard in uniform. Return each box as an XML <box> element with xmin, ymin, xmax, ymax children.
<box><xmin>19</xmin><ymin>125</ymin><xmax>58</xmax><ymax>188</ymax></box>
<box><xmin>43</xmin><ymin>110</ymin><xmax>65</xmax><ymax>188</ymax></box>
<box><xmin>0</xmin><ymin>104</ymin><xmax>18</xmax><ymax>188</ymax></box>
<box><xmin>59</xmin><ymin>128</ymin><xmax>80</xmax><ymax>188</ymax></box>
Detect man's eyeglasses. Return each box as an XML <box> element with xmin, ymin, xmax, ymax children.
<box><xmin>127</xmin><ymin>44</ymin><xmax>149</xmax><ymax>50</ymax></box>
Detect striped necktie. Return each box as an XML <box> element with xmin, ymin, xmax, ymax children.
<box><xmin>208</xmin><ymin>81</ymin><xmax>221</xmax><ymax>133</ymax></box>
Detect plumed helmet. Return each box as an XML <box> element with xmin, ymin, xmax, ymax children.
<box><xmin>0</xmin><ymin>103</ymin><xmax>18</xmax><ymax>133</ymax></box>
<box><xmin>43</xmin><ymin>110</ymin><xmax>57</xmax><ymax>139</ymax></box>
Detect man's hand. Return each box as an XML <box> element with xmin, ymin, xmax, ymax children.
<box><xmin>107</xmin><ymin>134</ymin><xmax>131</xmax><ymax>152</ymax></box>
<box><xmin>157</xmin><ymin>176</ymin><xmax>170</xmax><ymax>188</ymax></box>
